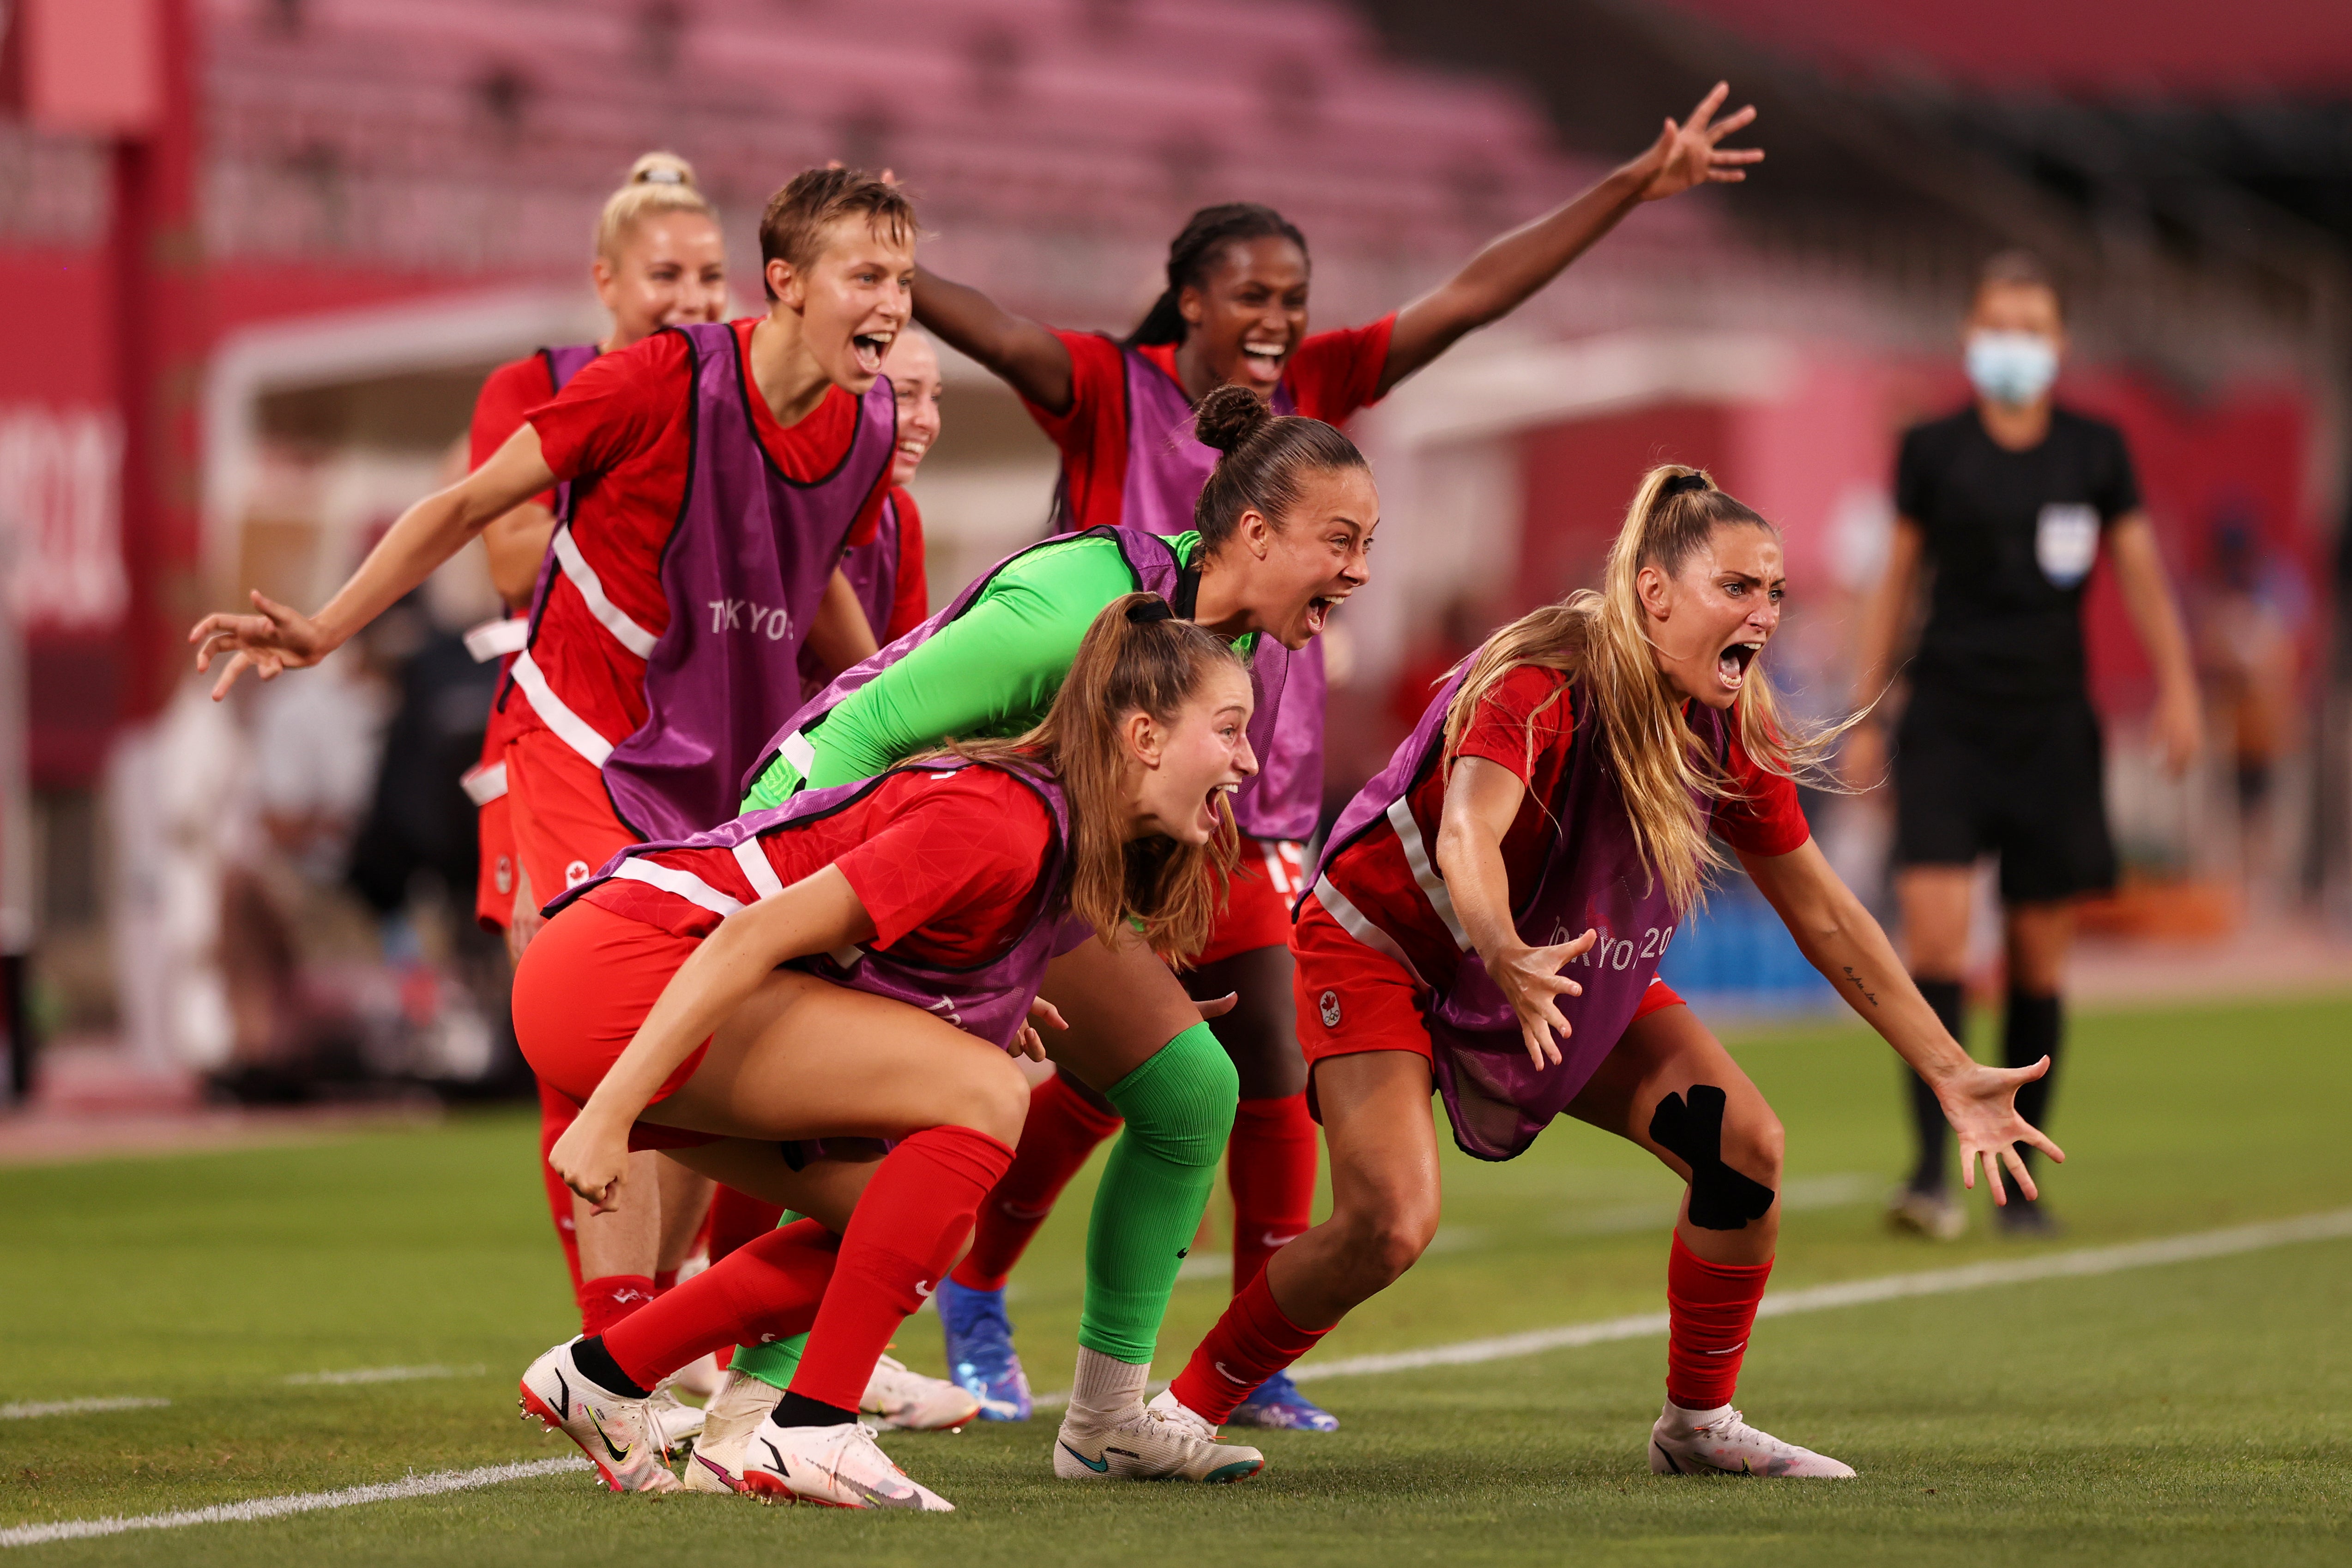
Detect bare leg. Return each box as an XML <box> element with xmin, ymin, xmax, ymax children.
<box><xmin>654</xmin><ymin>1158</ymin><xmax>715</xmax><ymax>1276</ymax></box>
<box><xmin>574</xmin><ymin>1151</ymin><xmax>665</xmax><ymax>1282</ymax></box>
<box><xmin>1261</xmin><ymin>1051</ymin><xmax>1442</xmax><ymax>1330</ymax></box>
<box><xmin>1894</xmin><ymin>865</ymin><xmax>1976</xmax><ymax>1195</ymax></box>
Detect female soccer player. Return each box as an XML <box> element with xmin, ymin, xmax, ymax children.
<box><xmin>1154</xmin><ymin>467</ymin><xmax>2062</xmax><ymax>1479</ymax></box>
<box><xmin>738</xmin><ymin>387</ymin><xmax>1370</xmax><ymax>1477</ymax></box>
<box><xmin>912</xmin><ymin>84</ymin><xmax>1763</xmax><ymax>1431</ymax></box>
<box><xmin>513</xmin><ymin>596</ymin><xmax>1262</xmax><ymax>1508</ymax></box>
<box><xmin>1847</xmin><ymin>253</ymin><xmax>2199</xmax><ymax>1240</ymax></box>
<box><xmin>456</xmin><ymin>151</ymin><xmax>728</xmax><ymax>1375</ymax></box>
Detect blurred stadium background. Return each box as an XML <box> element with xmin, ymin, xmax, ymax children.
<box><xmin>0</xmin><ymin>0</ymin><xmax>2347</xmax><ymax>1132</ymax></box>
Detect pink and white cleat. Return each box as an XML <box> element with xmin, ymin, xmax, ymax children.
<box><xmin>1648</xmin><ymin>1400</ymin><xmax>1856</xmax><ymax>1478</ymax></box>
<box><xmin>518</xmin><ymin>1339</ymin><xmax>682</xmax><ymax>1494</ymax></box>
<box><xmin>738</xmin><ymin>1416</ymin><xmax>954</xmax><ymax>1511</ymax></box>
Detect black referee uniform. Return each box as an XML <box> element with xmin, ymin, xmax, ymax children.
<box><xmin>1891</xmin><ymin>403</ymin><xmax>2141</xmax><ymax>1201</ymax></box>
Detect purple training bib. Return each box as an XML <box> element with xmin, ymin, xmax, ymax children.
<box><xmin>1314</xmin><ymin>657</ymin><xmax>1727</xmax><ymax>1160</ymax></box>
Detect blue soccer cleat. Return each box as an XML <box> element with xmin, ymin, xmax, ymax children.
<box><xmin>937</xmin><ymin>1278</ymin><xmax>1032</xmax><ymax>1421</ymax></box>
<box><xmin>1224</xmin><ymin>1369</ymin><xmax>1339</xmax><ymax>1432</ymax></box>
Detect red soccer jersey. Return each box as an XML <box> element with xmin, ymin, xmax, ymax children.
<box><xmin>471</xmin><ymin>353</ymin><xmax>566</xmax><ymax>512</ymax></box>
<box><xmin>580</xmin><ymin>766</ymin><xmax>1053</xmax><ymax>964</ymax></box>
<box><xmin>1022</xmin><ymin>316</ymin><xmax>1397</xmax><ymax>533</ymax></box>
<box><xmin>516</xmin><ymin>319</ymin><xmax>892</xmax><ymax>754</ymax></box>
<box><xmin>1326</xmin><ymin>664</ymin><xmax>1811</xmax><ymax>986</ymax></box>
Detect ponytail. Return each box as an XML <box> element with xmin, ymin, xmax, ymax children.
<box><xmin>1190</xmin><ymin>385</ymin><xmax>1366</xmax><ymax>549</ymax></box>
<box><xmin>596</xmin><ymin>151</ymin><xmax>717</xmax><ymax>261</ymax></box>
<box><xmin>1441</xmin><ymin>465</ymin><xmax>1849</xmax><ymax>911</ymax></box>
<box><xmin>1125</xmin><ymin>202</ymin><xmax>1310</xmax><ymax>348</ymax></box>
<box><xmin>940</xmin><ymin>594</ymin><xmax>1243</xmax><ymax>962</ymax></box>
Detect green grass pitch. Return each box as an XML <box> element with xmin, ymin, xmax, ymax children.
<box><xmin>3</xmin><ymin>993</ymin><xmax>2347</xmax><ymax>1565</ymax></box>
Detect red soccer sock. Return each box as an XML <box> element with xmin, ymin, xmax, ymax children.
<box><xmin>790</xmin><ymin>1125</ymin><xmax>1016</xmax><ymax>1410</ymax></box>
<box><xmin>578</xmin><ymin>1274</ymin><xmax>657</xmax><ymax>1338</ymax></box>
<box><xmin>1664</xmin><ymin>1232</ymin><xmax>1773</xmax><ymax>1411</ymax></box>
<box><xmin>949</xmin><ymin>1073</ymin><xmax>1121</xmax><ymax>1292</ymax></box>
<box><xmin>602</xmin><ymin>1219</ymin><xmax>841</xmax><ymax>1390</ymax></box>
<box><xmin>1169</xmin><ymin>1266</ymin><xmax>1329</xmax><ymax>1425</ymax></box>
<box><xmin>652</xmin><ymin>1268</ymin><xmax>679</xmax><ymax>1294</ymax></box>
<box><xmin>534</xmin><ymin>1079</ymin><xmax>585</xmax><ymax>1294</ymax></box>
<box><xmin>707</xmin><ymin>1186</ymin><xmax>787</xmax><ymax>1266</ymax></box>
<box><xmin>1229</xmin><ymin>1092</ymin><xmax>1319</xmax><ymax>1293</ymax></box>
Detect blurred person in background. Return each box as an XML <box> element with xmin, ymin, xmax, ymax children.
<box><xmin>1846</xmin><ymin>252</ymin><xmax>2200</xmax><ymax>1240</ymax></box>
<box><xmin>906</xmin><ymin>83</ymin><xmax>1764</xmax><ymax>1434</ymax></box>
<box><xmin>454</xmin><ymin>154</ymin><xmax>729</xmax><ymax>1400</ymax></box>
<box><xmin>2196</xmin><ymin>509</ymin><xmax>2303</xmax><ymax>908</ymax></box>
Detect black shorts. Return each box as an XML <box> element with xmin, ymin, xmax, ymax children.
<box><xmin>1893</xmin><ymin>686</ymin><xmax>2116</xmax><ymax>903</ymax></box>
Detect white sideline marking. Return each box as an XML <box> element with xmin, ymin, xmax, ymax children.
<box><xmin>283</xmin><ymin>1364</ymin><xmax>485</xmax><ymax>1387</ymax></box>
<box><xmin>0</xmin><ymin>1459</ymin><xmax>590</xmax><ymax>1549</ymax></box>
<box><xmin>0</xmin><ymin>1398</ymin><xmax>169</xmax><ymax>1421</ymax></box>
<box><xmin>1291</xmin><ymin>1208</ymin><xmax>2352</xmax><ymax>1382</ymax></box>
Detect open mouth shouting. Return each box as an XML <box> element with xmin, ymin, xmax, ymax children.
<box><xmin>1717</xmin><ymin>639</ymin><xmax>1762</xmax><ymax>692</ymax></box>
<box><xmin>1237</xmin><ymin>336</ymin><xmax>1289</xmax><ymax>388</ymax></box>
<box><xmin>850</xmin><ymin>328</ymin><xmax>895</xmax><ymax>376</ymax></box>
<box><xmin>1198</xmin><ymin>780</ymin><xmax>1239</xmax><ymax>837</ymax></box>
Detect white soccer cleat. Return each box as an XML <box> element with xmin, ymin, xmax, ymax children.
<box><xmin>682</xmin><ymin>1368</ymin><xmax>776</xmax><ymax>1494</ymax></box>
<box><xmin>517</xmin><ymin>1340</ymin><xmax>683</xmax><ymax>1494</ymax></box>
<box><xmin>1648</xmin><ymin>1401</ymin><xmax>1856</xmax><ymax>1478</ymax></box>
<box><xmin>1051</xmin><ymin>1389</ymin><xmax>1264</xmax><ymax>1484</ymax></box>
<box><xmin>863</xmin><ymin>1353</ymin><xmax>983</xmax><ymax>1431</ymax></box>
<box><xmin>738</xmin><ymin>1417</ymin><xmax>954</xmax><ymax>1511</ymax></box>
<box><xmin>646</xmin><ymin>1384</ymin><xmax>705</xmax><ymax>1455</ymax></box>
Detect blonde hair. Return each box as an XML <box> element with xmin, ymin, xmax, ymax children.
<box><xmin>1440</xmin><ymin>465</ymin><xmax>1845</xmax><ymax>911</ymax></box>
<box><xmin>595</xmin><ymin>152</ymin><xmax>718</xmax><ymax>261</ymax></box>
<box><xmin>934</xmin><ymin>595</ymin><xmax>1242</xmax><ymax>963</ymax></box>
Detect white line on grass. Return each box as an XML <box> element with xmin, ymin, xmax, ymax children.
<box><xmin>0</xmin><ymin>1459</ymin><xmax>591</xmax><ymax>1549</ymax></box>
<box><xmin>0</xmin><ymin>1398</ymin><xmax>170</xmax><ymax>1421</ymax></box>
<box><xmin>283</xmin><ymin>1364</ymin><xmax>486</xmax><ymax>1386</ymax></box>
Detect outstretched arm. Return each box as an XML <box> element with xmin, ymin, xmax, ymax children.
<box><xmin>1379</xmin><ymin>83</ymin><xmax>1762</xmax><ymax>396</ymax></box>
<box><xmin>1741</xmin><ymin>838</ymin><xmax>2063</xmax><ymax>1200</ymax></box>
<box><xmin>912</xmin><ymin>265</ymin><xmax>1076</xmax><ymax>413</ymax></box>
<box><xmin>2106</xmin><ymin>513</ymin><xmax>2203</xmax><ymax>776</ymax></box>
<box><xmin>190</xmin><ymin>424</ymin><xmax>560</xmax><ymax>699</ymax></box>
<box><xmin>1435</xmin><ymin>756</ymin><xmax>1599</xmax><ymax>1067</ymax></box>
<box><xmin>549</xmin><ymin>867</ymin><xmax>874</xmax><ymax>1208</ymax></box>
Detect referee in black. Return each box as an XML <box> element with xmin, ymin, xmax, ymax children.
<box><xmin>1847</xmin><ymin>253</ymin><xmax>2201</xmax><ymax>1238</ymax></box>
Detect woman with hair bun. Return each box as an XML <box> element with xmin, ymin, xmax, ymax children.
<box><xmin>1155</xmin><ymin>466</ymin><xmax>2061</xmax><ymax>1480</ymax></box>
<box><xmin>733</xmin><ymin>387</ymin><xmax>1373</xmax><ymax>1483</ymax></box>
<box><xmin>512</xmin><ymin>595</ymin><xmax>1261</xmax><ymax>1509</ymax></box>
<box><xmin>909</xmin><ymin>85</ymin><xmax>1764</xmax><ymax>1434</ymax></box>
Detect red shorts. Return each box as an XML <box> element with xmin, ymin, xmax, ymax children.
<box><xmin>1192</xmin><ymin>838</ymin><xmax>1308</xmax><ymax>966</ymax></box>
<box><xmin>1290</xmin><ymin>893</ymin><xmax>1684</xmax><ymax>1100</ymax></box>
<box><xmin>511</xmin><ymin>899</ymin><xmax>718</xmax><ymax>1151</ymax></box>
<box><xmin>506</xmin><ymin>726</ymin><xmax>639</xmax><ymax>919</ymax></box>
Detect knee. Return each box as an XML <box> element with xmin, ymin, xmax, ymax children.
<box><xmin>1725</xmin><ymin>1109</ymin><xmax>1785</xmax><ymax>1190</ymax></box>
<box><xmin>957</xmin><ymin>1056</ymin><xmax>1031</xmax><ymax>1148</ymax></box>
<box><xmin>1107</xmin><ymin>1022</ymin><xmax>1238</xmax><ymax>1168</ymax></box>
<box><xmin>1334</xmin><ymin>1188</ymin><xmax>1439</xmax><ymax>1291</ymax></box>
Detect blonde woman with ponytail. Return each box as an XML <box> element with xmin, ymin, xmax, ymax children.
<box><xmin>506</xmin><ymin>596</ymin><xmax>1258</xmax><ymax>1508</ymax></box>
<box><xmin>1160</xmin><ymin>465</ymin><xmax>2063</xmax><ymax>1481</ymax></box>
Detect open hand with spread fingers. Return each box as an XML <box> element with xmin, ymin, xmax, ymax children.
<box><xmin>1934</xmin><ymin>1056</ymin><xmax>2067</xmax><ymax>1204</ymax></box>
<box><xmin>1630</xmin><ymin>82</ymin><xmax>1763</xmax><ymax>202</ymax></box>
<box><xmin>188</xmin><ymin>590</ymin><xmax>339</xmax><ymax>701</ymax></box>
<box><xmin>1492</xmin><ymin>926</ymin><xmax>1599</xmax><ymax>1068</ymax></box>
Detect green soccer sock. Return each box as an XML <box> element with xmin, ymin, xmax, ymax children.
<box><xmin>1077</xmin><ymin>1022</ymin><xmax>1240</xmax><ymax>1365</ymax></box>
<box><xmin>729</xmin><ymin>1208</ymin><xmax>810</xmax><ymax>1392</ymax></box>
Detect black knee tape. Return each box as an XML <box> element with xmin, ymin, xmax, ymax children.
<box><xmin>1649</xmin><ymin>1085</ymin><xmax>1777</xmax><ymax>1230</ymax></box>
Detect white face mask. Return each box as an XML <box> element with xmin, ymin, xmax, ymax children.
<box><xmin>1966</xmin><ymin>330</ymin><xmax>2058</xmax><ymax>408</ymax></box>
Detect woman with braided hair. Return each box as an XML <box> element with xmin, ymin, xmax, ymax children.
<box><xmin>1152</xmin><ymin>467</ymin><xmax>2059</xmax><ymax>1478</ymax></box>
<box><xmin>909</xmin><ymin>82</ymin><xmax>1766</xmax><ymax>1435</ymax></box>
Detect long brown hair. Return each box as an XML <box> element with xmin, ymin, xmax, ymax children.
<box><xmin>941</xmin><ymin>594</ymin><xmax>1243</xmax><ymax>963</ymax></box>
<box><xmin>1440</xmin><ymin>464</ymin><xmax>1844</xmax><ymax>911</ymax></box>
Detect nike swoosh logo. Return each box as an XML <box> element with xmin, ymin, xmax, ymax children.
<box><xmin>551</xmin><ymin>1368</ymin><xmax>571</xmax><ymax>1421</ymax></box>
<box><xmin>1260</xmin><ymin>1232</ymin><xmax>1303</xmax><ymax>1249</ymax></box>
<box><xmin>585</xmin><ymin>1406</ymin><xmax>629</xmax><ymax>1464</ymax></box>
<box><xmin>915</xmin><ymin>1279</ymin><xmax>935</xmax><ymax>1299</ymax></box>
<box><xmin>1215</xmin><ymin>1360</ymin><xmax>1253</xmax><ymax>1385</ymax></box>
<box><xmin>1059</xmin><ymin>1441</ymin><xmax>1110</xmax><ymax>1473</ymax></box>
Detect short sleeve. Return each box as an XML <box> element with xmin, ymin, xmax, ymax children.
<box><xmin>1715</xmin><ymin>728</ymin><xmax>1811</xmax><ymax>857</ymax></box>
<box><xmin>2092</xmin><ymin>422</ymin><xmax>2142</xmax><ymax>524</ymax></box>
<box><xmin>831</xmin><ymin>772</ymin><xmax>1050</xmax><ymax>948</ymax></box>
<box><xmin>1893</xmin><ymin>424</ymin><xmax>1931</xmax><ymax>522</ymax></box>
<box><xmin>1285</xmin><ymin>314</ymin><xmax>1396</xmax><ymax>423</ymax></box>
<box><xmin>1452</xmin><ymin>665</ymin><xmax>1573</xmax><ymax>786</ymax></box>
<box><xmin>471</xmin><ymin>357</ymin><xmax>558</xmax><ymax>510</ymax></box>
<box><xmin>527</xmin><ymin>332</ymin><xmax>694</xmax><ymax>485</ymax></box>
<box><xmin>1020</xmin><ymin>331</ymin><xmax>1129</xmax><ymax>458</ymax></box>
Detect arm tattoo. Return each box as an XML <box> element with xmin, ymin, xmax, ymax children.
<box><xmin>1842</xmin><ymin>966</ymin><xmax>1880</xmax><ymax>1007</ymax></box>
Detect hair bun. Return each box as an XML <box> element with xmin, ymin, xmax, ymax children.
<box><xmin>627</xmin><ymin>151</ymin><xmax>698</xmax><ymax>189</ymax></box>
<box><xmin>1193</xmin><ymin>384</ymin><xmax>1273</xmax><ymax>454</ymax></box>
